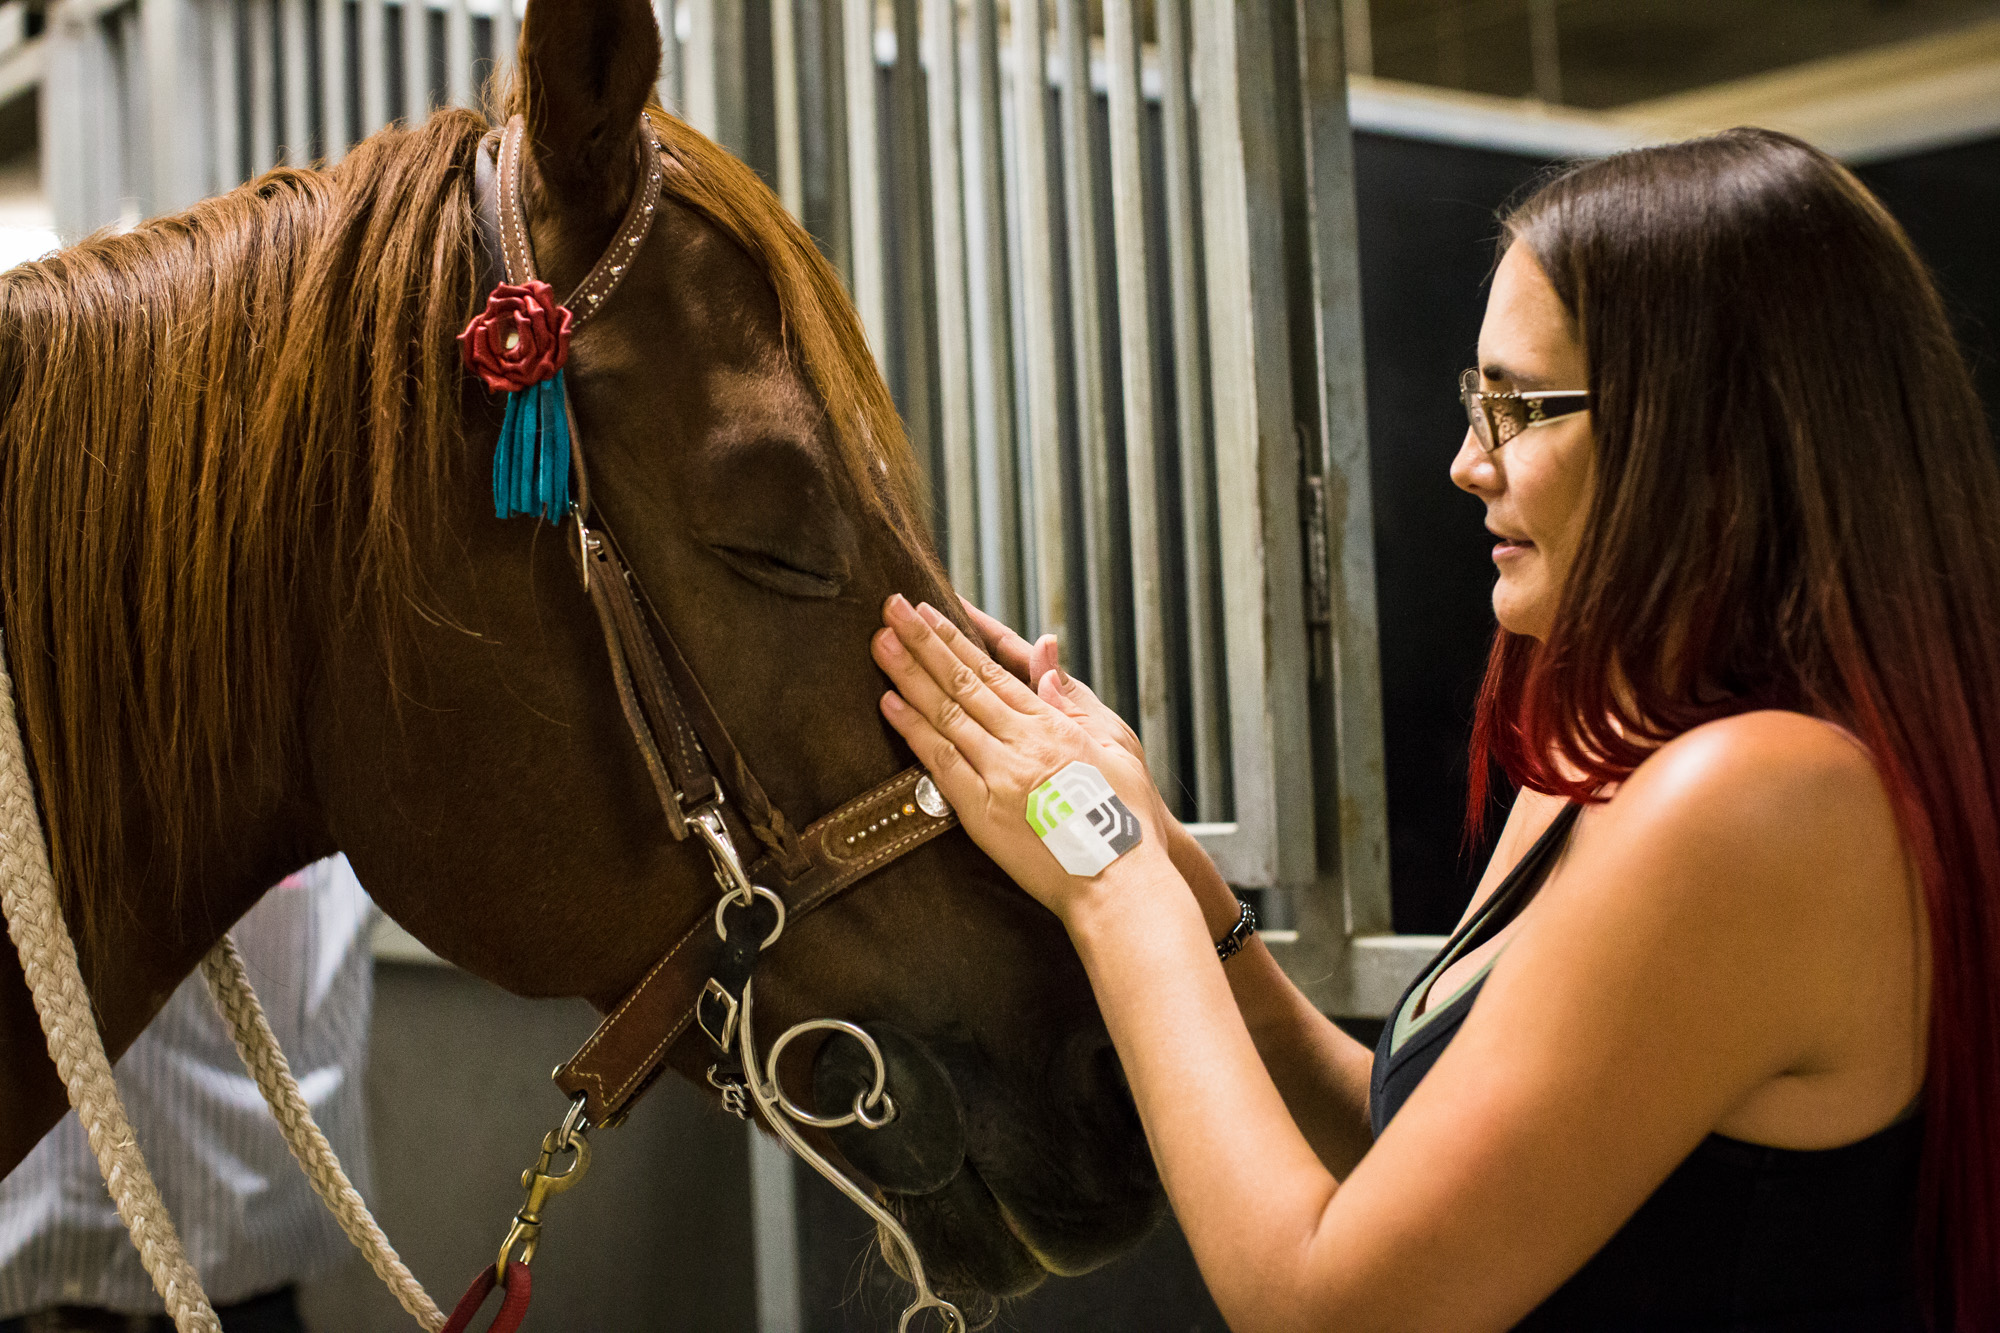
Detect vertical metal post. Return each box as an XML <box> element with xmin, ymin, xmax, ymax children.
<box><xmin>664</xmin><ymin>0</ymin><xmax>688</xmax><ymax>111</ymax></box>
<box><xmin>496</xmin><ymin>0</ymin><xmax>519</xmax><ymax>84</ymax></box>
<box><xmin>248</xmin><ymin>0</ymin><xmax>277</xmax><ymax>172</ymax></box>
<box><xmin>1158</xmin><ymin>0</ymin><xmax>1224</xmax><ymax>817</ymax></box>
<box><xmin>1008</xmin><ymin>0</ymin><xmax>1065</xmax><ymax>646</ymax></box>
<box><xmin>1528</xmin><ymin>0</ymin><xmax>1561</xmax><ymax>104</ymax></box>
<box><xmin>684</xmin><ymin>0</ymin><xmax>747</xmax><ymax>154</ymax></box>
<box><xmin>888</xmin><ymin>0</ymin><xmax>936</xmax><ymax>469</ymax></box>
<box><xmin>44</xmin><ymin>4</ymin><xmax>102</xmax><ymax>236</ymax></box>
<box><xmin>841</xmin><ymin>0</ymin><xmax>885</xmax><ymax>358</ymax></box>
<box><xmin>1341</xmin><ymin>0</ymin><xmax>1371</xmax><ymax>77</ymax></box>
<box><xmin>925</xmin><ymin>0</ymin><xmax>977</xmax><ymax>591</ymax></box>
<box><xmin>1189</xmin><ymin>0</ymin><xmax>1316</xmax><ymax>887</ymax></box>
<box><xmin>1055</xmin><ymin>0</ymin><xmax>1118</xmax><ymax>707</ymax></box>
<box><xmin>965</xmin><ymin>0</ymin><xmax>1020</xmax><ymax>626</ymax></box>
<box><xmin>212</xmin><ymin>0</ymin><xmax>245</xmax><ymax>188</ymax></box>
<box><xmin>360</xmin><ymin>0</ymin><xmax>387</xmax><ymax>132</ymax></box>
<box><xmin>747</xmin><ymin>1125</ymin><xmax>802</xmax><ymax>1333</ymax></box>
<box><xmin>1101</xmin><ymin>0</ymin><xmax>1173</xmax><ymax>793</ymax></box>
<box><xmin>401</xmin><ymin>0</ymin><xmax>427</xmax><ymax>122</ymax></box>
<box><xmin>320</xmin><ymin>0</ymin><xmax>350</xmax><ymax>159</ymax></box>
<box><xmin>771</xmin><ymin>0</ymin><xmax>803</xmax><ymax>215</ymax></box>
<box><xmin>1297</xmin><ymin>0</ymin><xmax>1388</xmax><ymax>931</ymax></box>
<box><xmin>143</xmin><ymin>0</ymin><xmax>208</xmax><ymax>212</ymax></box>
<box><xmin>446</xmin><ymin>0</ymin><xmax>472</xmax><ymax>106</ymax></box>
<box><xmin>279</xmin><ymin>0</ymin><xmax>311</xmax><ymax>161</ymax></box>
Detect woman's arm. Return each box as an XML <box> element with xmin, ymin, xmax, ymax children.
<box><xmin>960</xmin><ymin>601</ymin><xmax>1378</xmax><ymax>1175</ymax></box>
<box><xmin>1169</xmin><ymin>819</ymin><xmax>1378</xmax><ymax>1176</ymax></box>
<box><xmin>876</xmin><ymin>596</ymin><xmax>1913</xmax><ymax>1333</ymax></box>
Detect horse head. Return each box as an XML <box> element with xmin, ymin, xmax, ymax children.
<box><xmin>252</xmin><ymin>0</ymin><xmax>1149</xmax><ymax>1303</ymax></box>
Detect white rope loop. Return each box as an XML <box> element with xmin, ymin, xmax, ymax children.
<box><xmin>0</xmin><ymin>644</ymin><xmax>222</xmax><ymax>1333</ymax></box>
<box><xmin>200</xmin><ymin>939</ymin><xmax>446</xmax><ymax>1331</ymax></box>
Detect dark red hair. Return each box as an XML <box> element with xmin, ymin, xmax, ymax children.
<box><xmin>1469</xmin><ymin>129</ymin><xmax>2000</xmax><ymax>1327</ymax></box>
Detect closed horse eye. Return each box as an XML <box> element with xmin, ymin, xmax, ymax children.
<box><xmin>707</xmin><ymin>543</ymin><xmax>847</xmax><ymax>599</ymax></box>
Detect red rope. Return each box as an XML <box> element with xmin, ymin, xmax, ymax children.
<box><xmin>440</xmin><ymin>1261</ymin><xmax>533</xmax><ymax>1333</ymax></box>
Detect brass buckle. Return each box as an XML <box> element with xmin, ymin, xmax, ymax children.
<box><xmin>494</xmin><ymin>1099</ymin><xmax>592</xmax><ymax>1282</ymax></box>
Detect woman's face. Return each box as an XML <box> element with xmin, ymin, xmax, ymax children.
<box><xmin>1451</xmin><ymin>242</ymin><xmax>1595</xmax><ymax>641</ymax></box>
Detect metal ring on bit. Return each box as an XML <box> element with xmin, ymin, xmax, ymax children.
<box><xmin>763</xmin><ymin>1019</ymin><xmax>898</xmax><ymax>1130</ymax></box>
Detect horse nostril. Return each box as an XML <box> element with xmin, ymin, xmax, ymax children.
<box><xmin>811</xmin><ymin>1022</ymin><xmax>966</xmax><ymax>1195</ymax></box>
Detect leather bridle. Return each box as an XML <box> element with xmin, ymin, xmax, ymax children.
<box><xmin>469</xmin><ymin>114</ymin><xmax>968</xmax><ymax>1332</ymax></box>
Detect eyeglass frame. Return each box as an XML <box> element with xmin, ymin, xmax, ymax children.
<box><xmin>1459</xmin><ymin>368</ymin><xmax>1590</xmax><ymax>453</ymax></box>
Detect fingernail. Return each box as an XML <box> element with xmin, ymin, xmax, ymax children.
<box><xmin>917</xmin><ymin>602</ymin><xmax>945</xmax><ymax>627</ymax></box>
<box><xmin>881</xmin><ymin>690</ymin><xmax>905</xmax><ymax>714</ymax></box>
<box><xmin>875</xmin><ymin>627</ymin><xmax>905</xmax><ymax>657</ymax></box>
<box><xmin>1056</xmin><ymin>664</ymin><xmax>1073</xmax><ymax>688</ymax></box>
<box><xmin>886</xmin><ymin>593</ymin><xmax>914</xmax><ymax>621</ymax></box>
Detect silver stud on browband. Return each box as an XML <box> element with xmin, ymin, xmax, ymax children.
<box><xmin>915</xmin><ymin>777</ymin><xmax>949</xmax><ymax>819</ymax></box>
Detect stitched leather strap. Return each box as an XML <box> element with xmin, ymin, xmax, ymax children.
<box><xmin>553</xmin><ymin>767</ymin><xmax>956</xmax><ymax>1126</ymax></box>
<box><xmin>494</xmin><ymin>115</ymin><xmax>663</xmax><ymax>325</ymax></box>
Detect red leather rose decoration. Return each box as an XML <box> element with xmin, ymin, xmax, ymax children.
<box><xmin>458</xmin><ymin>280</ymin><xmax>574</xmax><ymax>393</ymax></box>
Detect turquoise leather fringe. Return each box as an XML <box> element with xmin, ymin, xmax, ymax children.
<box><xmin>493</xmin><ymin>371</ymin><xmax>572</xmax><ymax>522</ymax></box>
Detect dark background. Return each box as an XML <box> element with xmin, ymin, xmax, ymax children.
<box><xmin>1359</xmin><ymin>129</ymin><xmax>2000</xmax><ymax>935</ymax></box>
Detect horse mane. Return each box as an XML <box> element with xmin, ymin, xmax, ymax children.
<box><xmin>0</xmin><ymin>98</ymin><xmax>936</xmax><ymax>949</ymax></box>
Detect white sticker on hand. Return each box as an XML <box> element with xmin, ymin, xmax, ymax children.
<box><xmin>1025</xmin><ymin>761</ymin><xmax>1143</xmax><ymax>877</ymax></box>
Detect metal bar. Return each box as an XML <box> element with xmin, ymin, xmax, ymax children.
<box><xmin>965</xmin><ymin>0</ymin><xmax>1019</xmax><ymax>626</ymax></box>
<box><xmin>360</xmin><ymin>0</ymin><xmax>387</xmax><ymax>132</ymax></box>
<box><xmin>684</xmin><ymin>0</ymin><xmax>747</xmax><ymax>152</ymax></box>
<box><xmin>319</xmin><ymin>0</ymin><xmax>349</xmax><ymax>159</ymax></box>
<box><xmin>143</xmin><ymin>0</ymin><xmax>206</xmax><ymax>211</ymax></box>
<box><xmin>401</xmin><ymin>0</ymin><xmax>426</xmax><ymax>123</ymax></box>
<box><xmin>748</xmin><ymin>1126</ymin><xmax>803</xmax><ymax>1333</ymax></box>
<box><xmin>1055</xmin><ymin>0</ymin><xmax>1119</xmax><ymax>708</ymax></box>
<box><xmin>248</xmin><ymin>0</ymin><xmax>277</xmax><ymax>172</ymax></box>
<box><xmin>800</xmin><ymin>0</ymin><xmax>849</xmax><ymax>277</ymax></box>
<box><xmin>1528</xmin><ymin>0</ymin><xmax>1561</xmax><ymax>104</ymax></box>
<box><xmin>211</xmin><ymin>0</ymin><xmax>244</xmax><ymax>189</ymax></box>
<box><xmin>1102</xmin><ymin>0</ymin><xmax>1173</xmax><ymax>795</ymax></box>
<box><xmin>279</xmin><ymin>0</ymin><xmax>310</xmax><ymax>161</ymax></box>
<box><xmin>771</xmin><ymin>0</ymin><xmax>803</xmax><ymax>215</ymax></box>
<box><xmin>1008</xmin><ymin>0</ymin><xmax>1065</xmax><ymax>646</ymax></box>
<box><xmin>496</xmin><ymin>0</ymin><xmax>518</xmax><ymax>84</ymax></box>
<box><xmin>925</xmin><ymin>0</ymin><xmax>977</xmax><ymax>592</ymax></box>
<box><xmin>1297</xmin><ymin>0</ymin><xmax>1389</xmax><ymax>931</ymax></box>
<box><xmin>1158</xmin><ymin>0</ymin><xmax>1223</xmax><ymax>817</ymax></box>
<box><xmin>888</xmin><ymin>0</ymin><xmax>936</xmax><ymax>474</ymax></box>
<box><xmin>447</xmin><ymin>0</ymin><xmax>472</xmax><ymax>107</ymax></box>
<box><xmin>1189</xmin><ymin>0</ymin><xmax>1315</xmax><ymax>888</ymax></box>
<box><xmin>1341</xmin><ymin>0</ymin><xmax>1371</xmax><ymax>78</ymax></box>
<box><xmin>840</xmin><ymin>0</ymin><xmax>885</xmax><ymax>357</ymax></box>
<box><xmin>652</xmin><ymin>0</ymin><xmax>677</xmax><ymax>111</ymax></box>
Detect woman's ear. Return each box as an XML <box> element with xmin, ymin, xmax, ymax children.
<box><xmin>515</xmin><ymin>0</ymin><xmax>661</xmax><ymax>200</ymax></box>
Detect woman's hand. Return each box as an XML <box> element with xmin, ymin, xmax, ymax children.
<box><xmin>872</xmin><ymin>595</ymin><xmax>1174</xmax><ymax>922</ymax></box>
<box><xmin>958</xmin><ymin>598</ymin><xmax>1156</xmax><ymax>785</ymax></box>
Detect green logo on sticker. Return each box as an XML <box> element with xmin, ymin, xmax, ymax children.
<box><xmin>1027</xmin><ymin>781</ymin><xmax>1074</xmax><ymax>837</ymax></box>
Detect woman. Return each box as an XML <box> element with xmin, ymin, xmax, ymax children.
<box><xmin>871</xmin><ymin>129</ymin><xmax>2000</xmax><ymax>1330</ymax></box>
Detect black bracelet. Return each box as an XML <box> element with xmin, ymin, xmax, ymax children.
<box><xmin>1214</xmin><ymin>897</ymin><xmax>1257</xmax><ymax>962</ymax></box>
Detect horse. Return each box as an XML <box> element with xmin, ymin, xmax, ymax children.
<box><xmin>0</xmin><ymin>0</ymin><xmax>1161</xmax><ymax>1308</ymax></box>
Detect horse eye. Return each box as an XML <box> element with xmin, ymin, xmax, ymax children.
<box><xmin>708</xmin><ymin>544</ymin><xmax>847</xmax><ymax>599</ymax></box>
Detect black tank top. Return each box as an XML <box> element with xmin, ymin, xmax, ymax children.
<box><xmin>1370</xmin><ymin>804</ymin><xmax>1928</xmax><ymax>1331</ymax></box>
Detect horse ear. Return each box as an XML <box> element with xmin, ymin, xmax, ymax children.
<box><xmin>515</xmin><ymin>0</ymin><xmax>661</xmax><ymax>198</ymax></box>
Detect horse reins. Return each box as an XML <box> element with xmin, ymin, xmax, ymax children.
<box><xmin>439</xmin><ymin>115</ymin><xmax>972</xmax><ymax>1333</ymax></box>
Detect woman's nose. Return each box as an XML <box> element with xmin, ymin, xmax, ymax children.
<box><xmin>1449</xmin><ymin>427</ymin><xmax>1499</xmax><ymax>496</ymax></box>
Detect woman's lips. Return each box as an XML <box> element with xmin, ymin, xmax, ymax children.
<box><xmin>1493</xmin><ymin>538</ymin><xmax>1535</xmax><ymax>560</ymax></box>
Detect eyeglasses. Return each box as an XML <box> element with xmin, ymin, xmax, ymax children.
<box><xmin>1459</xmin><ymin>369</ymin><xmax>1590</xmax><ymax>452</ymax></box>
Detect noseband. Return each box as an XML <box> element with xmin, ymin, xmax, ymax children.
<box><xmin>466</xmin><ymin>115</ymin><xmax>968</xmax><ymax>1332</ymax></box>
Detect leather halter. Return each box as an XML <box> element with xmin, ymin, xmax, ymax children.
<box><xmin>470</xmin><ymin>116</ymin><xmax>960</xmax><ymax>1130</ymax></box>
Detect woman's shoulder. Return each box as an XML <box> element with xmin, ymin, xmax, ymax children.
<box><xmin>1618</xmin><ymin>709</ymin><xmax>1891</xmax><ymax>848</ymax></box>
<box><xmin>1579</xmin><ymin>708</ymin><xmax>1912</xmax><ymax>982</ymax></box>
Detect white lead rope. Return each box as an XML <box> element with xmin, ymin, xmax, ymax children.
<box><xmin>0</xmin><ymin>635</ymin><xmax>442</xmax><ymax>1331</ymax></box>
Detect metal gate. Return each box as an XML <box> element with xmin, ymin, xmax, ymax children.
<box><xmin>41</xmin><ymin>0</ymin><xmax>1415</xmax><ymax>1016</ymax></box>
